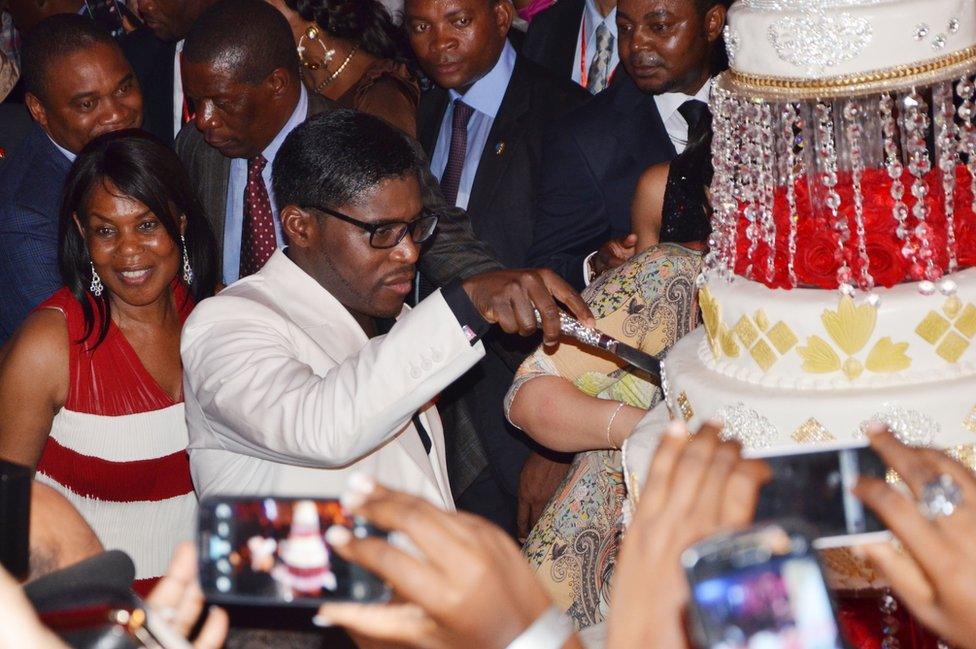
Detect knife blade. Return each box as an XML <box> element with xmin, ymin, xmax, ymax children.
<box><xmin>535</xmin><ymin>311</ymin><xmax>662</xmax><ymax>380</ymax></box>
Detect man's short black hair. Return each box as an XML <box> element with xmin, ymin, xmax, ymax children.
<box><xmin>183</xmin><ymin>0</ymin><xmax>298</xmax><ymax>85</ymax></box>
<box><xmin>695</xmin><ymin>0</ymin><xmax>732</xmax><ymax>14</ymax></box>
<box><xmin>20</xmin><ymin>13</ymin><xmax>118</xmax><ymax>102</ymax></box>
<box><xmin>272</xmin><ymin>109</ymin><xmax>423</xmax><ymax>214</ymax></box>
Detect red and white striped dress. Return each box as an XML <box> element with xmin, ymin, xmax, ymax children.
<box><xmin>34</xmin><ymin>287</ymin><xmax>198</xmax><ymax>592</ymax></box>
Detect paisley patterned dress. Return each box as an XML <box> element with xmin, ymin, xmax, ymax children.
<box><xmin>506</xmin><ymin>243</ymin><xmax>704</xmax><ymax>629</ymax></box>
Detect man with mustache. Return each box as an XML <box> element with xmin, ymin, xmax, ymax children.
<box><xmin>0</xmin><ymin>14</ymin><xmax>143</xmax><ymax>343</ymax></box>
<box><xmin>406</xmin><ymin>0</ymin><xmax>588</xmax><ymax>535</ymax></box>
<box><xmin>527</xmin><ymin>0</ymin><xmax>729</xmax><ymax>289</ymax></box>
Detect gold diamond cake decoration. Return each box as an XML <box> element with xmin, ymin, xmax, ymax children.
<box><xmin>791</xmin><ymin>418</ymin><xmax>836</xmax><ymax>445</ymax></box>
<box><xmin>915</xmin><ymin>296</ymin><xmax>976</xmax><ymax>363</ymax></box>
<box><xmin>733</xmin><ymin>311</ymin><xmax>798</xmax><ymax>373</ymax></box>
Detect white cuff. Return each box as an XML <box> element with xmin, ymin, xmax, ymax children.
<box><xmin>582</xmin><ymin>250</ymin><xmax>598</xmax><ymax>287</ymax></box>
<box><xmin>506</xmin><ymin>606</ymin><xmax>575</xmax><ymax>649</ymax></box>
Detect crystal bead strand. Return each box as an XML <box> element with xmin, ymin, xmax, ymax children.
<box><xmin>880</xmin><ymin>590</ymin><xmax>900</xmax><ymax>649</ymax></box>
<box><xmin>903</xmin><ymin>88</ymin><xmax>940</xmax><ymax>294</ymax></box>
<box><xmin>743</xmin><ymin>100</ymin><xmax>764</xmax><ymax>280</ymax></box>
<box><xmin>782</xmin><ymin>101</ymin><xmax>801</xmax><ymax>288</ymax></box>
<box><xmin>815</xmin><ymin>101</ymin><xmax>853</xmax><ymax>296</ymax></box>
<box><xmin>707</xmin><ymin>86</ymin><xmax>736</xmax><ymax>284</ymax></box>
<box><xmin>880</xmin><ymin>93</ymin><xmax>911</xmax><ymax>256</ymax></box>
<box><xmin>934</xmin><ymin>81</ymin><xmax>960</xmax><ymax>279</ymax></box>
<box><xmin>759</xmin><ymin>101</ymin><xmax>778</xmax><ymax>283</ymax></box>
<box><xmin>726</xmin><ymin>93</ymin><xmax>746</xmax><ymax>280</ymax></box>
<box><xmin>844</xmin><ymin>100</ymin><xmax>874</xmax><ymax>291</ymax></box>
<box><xmin>957</xmin><ymin>74</ymin><xmax>976</xmax><ymax>212</ymax></box>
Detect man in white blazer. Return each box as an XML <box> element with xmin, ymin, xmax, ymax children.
<box><xmin>181</xmin><ymin>110</ymin><xmax>588</xmax><ymax>509</ymax></box>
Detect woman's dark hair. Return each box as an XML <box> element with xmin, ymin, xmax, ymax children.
<box><xmin>285</xmin><ymin>0</ymin><xmax>411</xmax><ymax>62</ymax></box>
<box><xmin>59</xmin><ymin>130</ymin><xmax>218</xmax><ymax>347</ymax></box>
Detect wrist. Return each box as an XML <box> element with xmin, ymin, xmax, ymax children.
<box><xmin>504</xmin><ymin>605</ymin><xmax>575</xmax><ymax>649</ymax></box>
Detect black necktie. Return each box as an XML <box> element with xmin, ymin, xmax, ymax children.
<box><xmin>678</xmin><ymin>99</ymin><xmax>711</xmax><ymax>150</ymax></box>
<box><xmin>375</xmin><ymin>318</ymin><xmax>433</xmax><ymax>454</ymax></box>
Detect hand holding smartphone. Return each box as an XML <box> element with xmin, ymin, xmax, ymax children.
<box><xmin>198</xmin><ymin>496</ymin><xmax>389</xmax><ymax>607</ymax></box>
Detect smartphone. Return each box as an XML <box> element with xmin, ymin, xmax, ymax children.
<box><xmin>683</xmin><ymin>522</ymin><xmax>849</xmax><ymax>649</ymax></box>
<box><xmin>746</xmin><ymin>441</ymin><xmax>891</xmax><ymax>548</ymax></box>
<box><xmin>0</xmin><ymin>459</ymin><xmax>31</xmax><ymax>580</ymax></box>
<box><xmin>198</xmin><ymin>496</ymin><xmax>390</xmax><ymax>607</ymax></box>
<box><xmin>84</xmin><ymin>0</ymin><xmax>127</xmax><ymax>39</ymax></box>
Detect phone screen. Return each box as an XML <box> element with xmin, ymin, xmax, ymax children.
<box><xmin>198</xmin><ymin>497</ymin><xmax>389</xmax><ymax>606</ymax></box>
<box><xmin>752</xmin><ymin>444</ymin><xmax>887</xmax><ymax>543</ymax></box>
<box><xmin>690</xmin><ymin>552</ymin><xmax>843</xmax><ymax>649</ymax></box>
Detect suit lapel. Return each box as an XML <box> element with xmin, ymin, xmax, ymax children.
<box><xmin>465</xmin><ymin>59</ymin><xmax>530</xmax><ymax>219</ymax></box>
<box><xmin>417</xmin><ymin>87</ymin><xmax>449</xmax><ymax>159</ymax></box>
<box><xmin>553</xmin><ymin>0</ymin><xmax>585</xmax><ymax>78</ymax></box>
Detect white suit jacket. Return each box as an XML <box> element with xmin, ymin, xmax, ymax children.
<box><xmin>181</xmin><ymin>249</ymin><xmax>485</xmax><ymax>509</ymax></box>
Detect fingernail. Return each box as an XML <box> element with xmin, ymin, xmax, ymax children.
<box><xmin>325</xmin><ymin>525</ymin><xmax>352</xmax><ymax>547</ymax></box>
<box><xmin>312</xmin><ymin>614</ymin><xmax>333</xmax><ymax>627</ymax></box>
<box><xmin>340</xmin><ymin>473</ymin><xmax>375</xmax><ymax>510</ymax></box>
<box><xmin>666</xmin><ymin>420</ymin><xmax>687</xmax><ymax>438</ymax></box>
<box><xmin>348</xmin><ymin>472</ymin><xmax>375</xmax><ymax>495</ymax></box>
<box><xmin>865</xmin><ymin>421</ymin><xmax>886</xmax><ymax>437</ymax></box>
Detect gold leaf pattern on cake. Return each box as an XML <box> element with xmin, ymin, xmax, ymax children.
<box><xmin>754</xmin><ymin>309</ymin><xmax>771</xmax><ymax>332</ymax></box>
<box><xmin>791</xmin><ymin>418</ymin><xmax>836</xmax><ymax>444</ymax></box>
<box><xmin>821</xmin><ymin>297</ymin><xmax>877</xmax><ymax>356</ymax></box>
<box><xmin>798</xmin><ymin>298</ymin><xmax>911</xmax><ymax>379</ymax></box>
<box><xmin>797</xmin><ymin>335</ymin><xmax>842</xmax><ymax>373</ymax></box>
<box><xmin>865</xmin><ymin>337</ymin><xmax>912</xmax><ymax>373</ymax></box>
<box><xmin>676</xmin><ymin>392</ymin><xmax>694</xmax><ymax>422</ymax></box>
<box><xmin>915</xmin><ymin>296</ymin><xmax>976</xmax><ymax>363</ymax></box>
<box><xmin>699</xmin><ymin>287</ymin><xmax>740</xmax><ymax>359</ymax></box>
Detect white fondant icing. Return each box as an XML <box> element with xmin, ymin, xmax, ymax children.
<box><xmin>663</xmin><ymin>329</ymin><xmax>976</xmax><ymax>450</ymax></box>
<box><xmin>728</xmin><ymin>0</ymin><xmax>976</xmax><ymax>79</ymax></box>
<box><xmin>700</xmin><ymin>268</ymin><xmax>976</xmax><ymax>389</ymax></box>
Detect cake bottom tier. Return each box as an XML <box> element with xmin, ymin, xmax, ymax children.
<box><xmin>663</xmin><ymin>330</ymin><xmax>976</xmax><ymax>453</ymax></box>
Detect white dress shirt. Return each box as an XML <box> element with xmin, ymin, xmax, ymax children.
<box><xmin>173</xmin><ymin>40</ymin><xmax>185</xmax><ymax>140</ymax></box>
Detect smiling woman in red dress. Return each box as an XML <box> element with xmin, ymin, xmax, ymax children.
<box><xmin>0</xmin><ymin>130</ymin><xmax>217</xmax><ymax>591</ymax></box>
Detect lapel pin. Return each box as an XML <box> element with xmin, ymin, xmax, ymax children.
<box><xmin>494</xmin><ymin>141</ymin><xmax>506</xmax><ymax>156</ymax></box>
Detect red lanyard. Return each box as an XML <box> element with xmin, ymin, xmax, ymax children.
<box><xmin>579</xmin><ymin>15</ymin><xmax>588</xmax><ymax>89</ymax></box>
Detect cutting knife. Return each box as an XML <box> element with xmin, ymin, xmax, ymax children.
<box><xmin>534</xmin><ymin>311</ymin><xmax>662</xmax><ymax>380</ymax></box>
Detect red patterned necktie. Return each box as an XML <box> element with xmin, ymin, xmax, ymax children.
<box><xmin>439</xmin><ymin>99</ymin><xmax>475</xmax><ymax>206</ymax></box>
<box><xmin>240</xmin><ymin>155</ymin><xmax>277</xmax><ymax>277</ymax></box>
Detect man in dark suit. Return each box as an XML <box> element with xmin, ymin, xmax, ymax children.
<box><xmin>522</xmin><ymin>0</ymin><xmax>619</xmax><ymax>94</ymax></box>
<box><xmin>407</xmin><ymin>0</ymin><xmax>588</xmax><ymax>535</ymax></box>
<box><xmin>527</xmin><ymin>0</ymin><xmax>729</xmax><ymax>290</ymax></box>
<box><xmin>122</xmin><ymin>0</ymin><xmax>221</xmax><ymax>144</ymax></box>
<box><xmin>175</xmin><ymin>0</ymin><xmax>589</xmax><ymax>347</ymax></box>
<box><xmin>0</xmin><ymin>14</ymin><xmax>142</xmax><ymax>343</ymax></box>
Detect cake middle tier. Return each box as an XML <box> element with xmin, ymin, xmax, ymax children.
<box><xmin>663</xmin><ymin>328</ymin><xmax>976</xmax><ymax>451</ymax></box>
<box><xmin>698</xmin><ymin>268</ymin><xmax>976</xmax><ymax>390</ymax></box>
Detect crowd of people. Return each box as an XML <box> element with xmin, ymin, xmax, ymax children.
<box><xmin>1</xmin><ymin>0</ymin><xmax>976</xmax><ymax>647</ymax></box>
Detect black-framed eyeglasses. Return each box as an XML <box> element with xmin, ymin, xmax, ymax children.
<box><xmin>305</xmin><ymin>205</ymin><xmax>439</xmax><ymax>249</ymax></box>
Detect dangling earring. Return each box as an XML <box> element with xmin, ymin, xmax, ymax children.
<box><xmin>89</xmin><ymin>262</ymin><xmax>103</xmax><ymax>297</ymax></box>
<box><xmin>297</xmin><ymin>24</ymin><xmax>335</xmax><ymax>71</ymax></box>
<box><xmin>181</xmin><ymin>233</ymin><xmax>194</xmax><ymax>285</ymax></box>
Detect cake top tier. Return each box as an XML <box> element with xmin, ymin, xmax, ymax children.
<box><xmin>725</xmin><ymin>0</ymin><xmax>976</xmax><ymax>97</ymax></box>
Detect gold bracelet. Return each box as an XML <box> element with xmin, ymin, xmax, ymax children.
<box><xmin>606</xmin><ymin>402</ymin><xmax>626</xmax><ymax>450</ymax></box>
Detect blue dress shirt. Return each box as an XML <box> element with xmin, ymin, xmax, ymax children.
<box><xmin>429</xmin><ymin>41</ymin><xmax>517</xmax><ymax>211</ymax></box>
<box><xmin>222</xmin><ymin>85</ymin><xmax>309</xmax><ymax>285</ymax></box>
<box><xmin>570</xmin><ymin>0</ymin><xmax>619</xmax><ymax>90</ymax></box>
